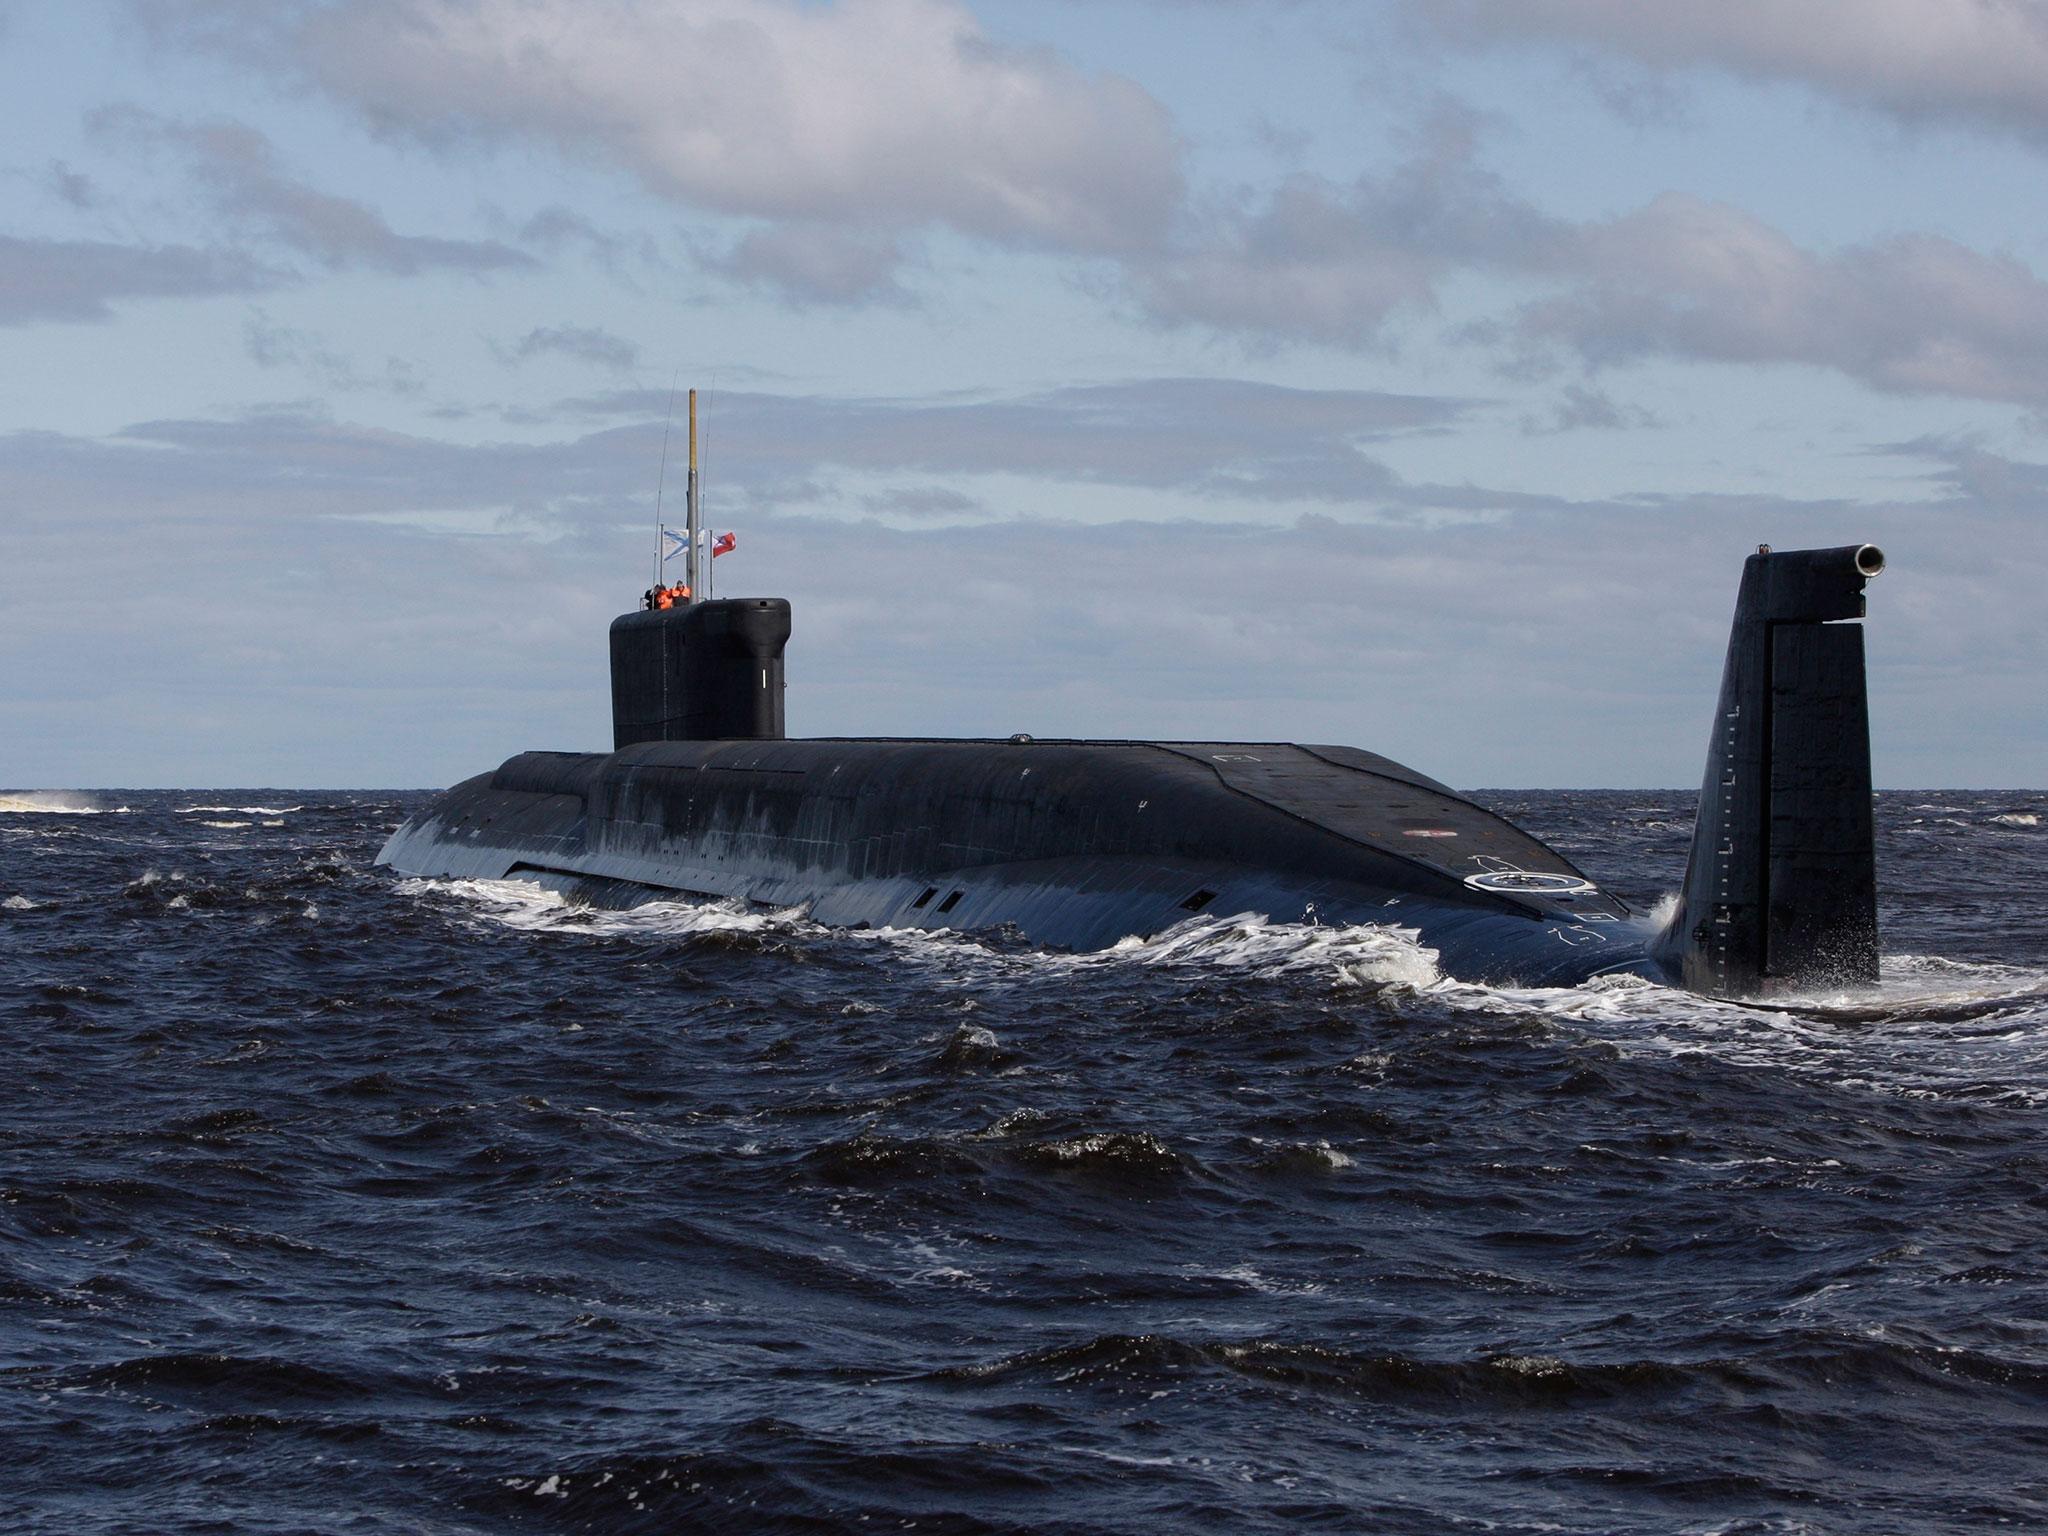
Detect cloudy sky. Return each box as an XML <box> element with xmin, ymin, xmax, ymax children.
<box><xmin>3</xmin><ymin>0</ymin><xmax>2043</xmax><ymax>788</ymax></box>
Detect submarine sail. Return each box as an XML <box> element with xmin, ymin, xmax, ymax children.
<box><xmin>378</xmin><ymin>543</ymin><xmax>1886</xmax><ymax>999</ymax></box>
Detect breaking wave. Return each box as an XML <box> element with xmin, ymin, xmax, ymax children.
<box><xmin>401</xmin><ymin>873</ymin><xmax>1450</xmax><ymax>993</ymax></box>
<box><xmin>0</xmin><ymin>791</ymin><xmax>129</xmax><ymax>815</ymax></box>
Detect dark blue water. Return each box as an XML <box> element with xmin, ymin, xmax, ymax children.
<box><xmin>4</xmin><ymin>789</ymin><xmax>2045</xmax><ymax>1535</ymax></box>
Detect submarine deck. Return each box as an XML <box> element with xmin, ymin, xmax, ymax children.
<box><xmin>380</xmin><ymin>735</ymin><xmax>1650</xmax><ymax>984</ymax></box>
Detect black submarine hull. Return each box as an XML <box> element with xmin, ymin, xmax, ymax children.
<box><xmin>378</xmin><ymin>736</ymin><xmax>1662</xmax><ymax>987</ymax></box>
<box><xmin>378</xmin><ymin>543</ymin><xmax>1886</xmax><ymax>998</ymax></box>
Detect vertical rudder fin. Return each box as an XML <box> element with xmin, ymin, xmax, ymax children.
<box><xmin>1659</xmin><ymin>544</ymin><xmax>1885</xmax><ymax>998</ymax></box>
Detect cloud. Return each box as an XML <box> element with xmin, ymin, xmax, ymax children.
<box><xmin>512</xmin><ymin>205</ymin><xmax>665</xmax><ymax>274</ymax></box>
<box><xmin>504</xmin><ymin>323</ymin><xmax>640</xmax><ymax>371</ymax></box>
<box><xmin>10</xmin><ymin>382</ymin><xmax>2045</xmax><ymax>787</ymax></box>
<box><xmin>0</xmin><ymin>377</ymin><xmax>1492</xmax><ymax>557</ymax></box>
<box><xmin>859</xmin><ymin>485</ymin><xmax>987</xmax><ymax>519</ymax></box>
<box><xmin>709</xmin><ymin>223</ymin><xmax>912</xmax><ymax>307</ymax></box>
<box><xmin>0</xmin><ymin>234</ymin><xmax>267</xmax><ymax>324</ymax></box>
<box><xmin>95</xmin><ymin>108</ymin><xmax>532</xmax><ymax>275</ymax></box>
<box><xmin>1519</xmin><ymin>384</ymin><xmax>1660</xmax><ymax>435</ymax></box>
<box><xmin>43</xmin><ymin>160</ymin><xmax>101</xmax><ymax>210</ymax></box>
<box><xmin>244</xmin><ymin>309</ymin><xmax>426</xmax><ymax>394</ymax></box>
<box><xmin>129</xmin><ymin>1</ymin><xmax>2048</xmax><ymax>405</ymax></box>
<box><xmin>156</xmin><ymin>0</ymin><xmax>1182</xmax><ymax>283</ymax></box>
<box><xmin>1508</xmin><ymin>194</ymin><xmax>2048</xmax><ymax>404</ymax></box>
<box><xmin>2</xmin><ymin>395</ymin><xmax>2035</xmax><ymax>786</ymax></box>
<box><xmin>555</xmin><ymin>376</ymin><xmax>1480</xmax><ymax>506</ymax></box>
<box><xmin>1128</xmin><ymin>106</ymin><xmax>1561</xmax><ymax>348</ymax></box>
<box><xmin>1414</xmin><ymin>0</ymin><xmax>2048</xmax><ymax>145</ymax></box>
<box><xmin>1128</xmin><ymin>116</ymin><xmax>2048</xmax><ymax>406</ymax></box>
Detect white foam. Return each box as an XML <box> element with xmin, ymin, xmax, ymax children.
<box><xmin>1990</xmin><ymin>812</ymin><xmax>2039</xmax><ymax>827</ymax></box>
<box><xmin>397</xmin><ymin>875</ymin><xmax>1447</xmax><ymax>995</ymax></box>
<box><xmin>3</xmin><ymin>895</ymin><xmax>37</xmax><ymax>911</ymax></box>
<box><xmin>399</xmin><ymin>876</ymin><xmax>2048</xmax><ymax>1102</ymax></box>
<box><xmin>199</xmin><ymin>820</ymin><xmax>252</xmax><ymax>830</ymax></box>
<box><xmin>0</xmin><ymin>792</ymin><xmax>129</xmax><ymax>815</ymax></box>
<box><xmin>1456</xmin><ymin>953</ymin><xmax>2048</xmax><ymax>1106</ymax></box>
<box><xmin>1096</xmin><ymin>911</ymin><xmax>1443</xmax><ymax>989</ymax></box>
<box><xmin>397</xmin><ymin>877</ymin><xmax>794</xmax><ymax>940</ymax></box>
<box><xmin>1645</xmin><ymin>891</ymin><xmax>1682</xmax><ymax>935</ymax></box>
<box><xmin>177</xmin><ymin>804</ymin><xmax>302</xmax><ymax>816</ymax></box>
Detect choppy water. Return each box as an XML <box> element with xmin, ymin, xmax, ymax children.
<box><xmin>3</xmin><ymin>788</ymin><xmax>2045</xmax><ymax>1535</ymax></box>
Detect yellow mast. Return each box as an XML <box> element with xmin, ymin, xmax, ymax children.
<box><xmin>686</xmin><ymin>387</ymin><xmax>700</xmax><ymax>602</ymax></box>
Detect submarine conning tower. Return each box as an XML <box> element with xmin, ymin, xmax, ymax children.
<box><xmin>1659</xmin><ymin>543</ymin><xmax>1885</xmax><ymax>998</ymax></box>
<box><xmin>609</xmin><ymin>597</ymin><xmax>791</xmax><ymax>747</ymax></box>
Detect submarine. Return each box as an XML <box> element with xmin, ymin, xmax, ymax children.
<box><xmin>378</xmin><ymin>407</ymin><xmax>1887</xmax><ymax>998</ymax></box>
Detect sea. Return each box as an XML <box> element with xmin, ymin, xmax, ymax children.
<box><xmin>3</xmin><ymin>788</ymin><xmax>2044</xmax><ymax>1536</ymax></box>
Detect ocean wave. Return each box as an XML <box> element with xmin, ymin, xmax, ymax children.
<box><xmin>8</xmin><ymin>788</ymin><xmax>2044</xmax><ymax>1536</ymax></box>
<box><xmin>935</xmin><ymin>1328</ymin><xmax>2048</xmax><ymax>1410</ymax></box>
<box><xmin>177</xmin><ymin>804</ymin><xmax>304</xmax><ymax>816</ymax></box>
<box><xmin>399</xmin><ymin>876</ymin><xmax>2048</xmax><ymax>1105</ymax></box>
<box><xmin>1096</xmin><ymin>910</ymin><xmax>1443</xmax><ymax>989</ymax></box>
<box><xmin>0</xmin><ymin>792</ymin><xmax>129</xmax><ymax>815</ymax></box>
<box><xmin>1456</xmin><ymin>953</ymin><xmax>2048</xmax><ymax>1105</ymax></box>
<box><xmin>1010</xmin><ymin>1130</ymin><xmax>1184</xmax><ymax>1180</ymax></box>
<box><xmin>56</xmin><ymin>1351</ymin><xmax>378</xmax><ymax>1406</ymax></box>
<box><xmin>401</xmin><ymin>874</ymin><xmax>1448</xmax><ymax>992</ymax></box>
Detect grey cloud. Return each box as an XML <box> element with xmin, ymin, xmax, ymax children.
<box><xmin>0</xmin><ymin>234</ymin><xmax>267</xmax><ymax>324</ymax></box>
<box><xmin>1512</xmin><ymin>195</ymin><xmax>2048</xmax><ymax>405</ymax></box>
<box><xmin>146</xmin><ymin>0</ymin><xmax>1183</xmax><ymax>269</ymax></box>
<box><xmin>0</xmin><ymin>378</ymin><xmax>1483</xmax><ymax>543</ymax></box>
<box><xmin>1519</xmin><ymin>384</ymin><xmax>1660</xmax><ymax>435</ymax></box>
<box><xmin>119</xmin><ymin>0</ymin><xmax>2048</xmax><ymax>409</ymax></box>
<box><xmin>122</xmin><ymin>0</ymin><xmax>301</xmax><ymax>57</ymax></box>
<box><xmin>1134</xmin><ymin>114</ymin><xmax>2048</xmax><ymax>406</ymax></box>
<box><xmin>512</xmin><ymin>206</ymin><xmax>666</xmax><ymax>275</ymax></box>
<box><xmin>554</xmin><ymin>377</ymin><xmax>1478</xmax><ymax>505</ymax></box>
<box><xmin>44</xmin><ymin>160</ymin><xmax>101</xmax><ymax>210</ymax></box>
<box><xmin>1414</xmin><ymin>0</ymin><xmax>2048</xmax><ymax>146</ymax></box>
<box><xmin>1131</xmin><ymin>175</ymin><xmax>1446</xmax><ymax>349</ymax></box>
<box><xmin>860</xmin><ymin>486</ymin><xmax>987</xmax><ymax>518</ymax></box>
<box><xmin>1129</xmin><ymin>106</ymin><xmax>1562</xmax><ymax>347</ymax></box>
<box><xmin>244</xmin><ymin>309</ymin><xmax>426</xmax><ymax>394</ymax></box>
<box><xmin>4</xmin><ymin>398</ymin><xmax>2034</xmax><ymax>786</ymax></box>
<box><xmin>1884</xmin><ymin>434</ymin><xmax>2048</xmax><ymax>512</ymax></box>
<box><xmin>710</xmin><ymin>224</ymin><xmax>913</xmax><ymax>308</ymax></box>
<box><xmin>95</xmin><ymin>108</ymin><xmax>532</xmax><ymax>276</ymax></box>
<box><xmin>504</xmin><ymin>324</ymin><xmax>640</xmax><ymax>371</ymax></box>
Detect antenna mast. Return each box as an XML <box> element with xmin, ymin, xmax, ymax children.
<box><xmin>653</xmin><ymin>376</ymin><xmax>678</xmax><ymax>597</ymax></box>
<box><xmin>686</xmin><ymin>387</ymin><xmax>700</xmax><ymax>603</ymax></box>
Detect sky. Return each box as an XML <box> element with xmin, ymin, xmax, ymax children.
<box><xmin>1</xmin><ymin>0</ymin><xmax>2043</xmax><ymax>789</ymax></box>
